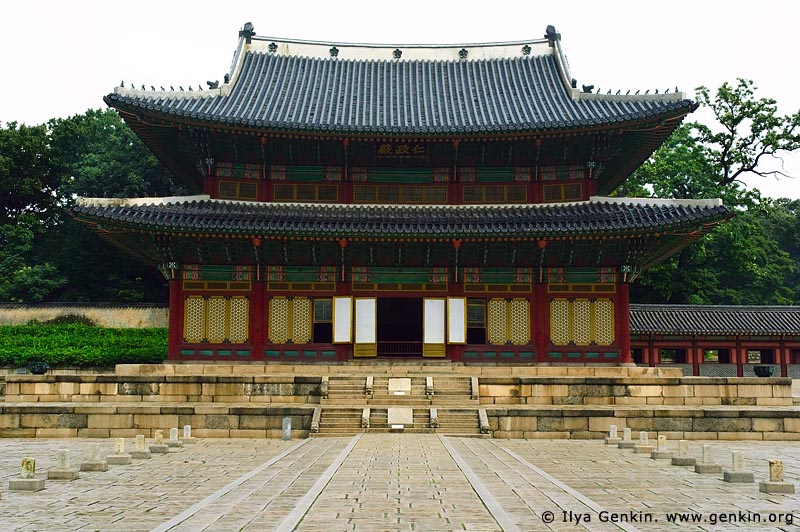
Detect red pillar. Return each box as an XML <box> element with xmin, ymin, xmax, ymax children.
<box><xmin>643</xmin><ymin>339</ymin><xmax>653</xmax><ymax>366</ymax></box>
<box><xmin>250</xmin><ymin>280</ymin><xmax>266</xmax><ymax>361</ymax></box>
<box><xmin>534</xmin><ymin>283</ymin><xmax>549</xmax><ymax>363</ymax></box>
<box><xmin>735</xmin><ymin>338</ymin><xmax>745</xmax><ymax>377</ymax></box>
<box><xmin>616</xmin><ymin>283</ymin><xmax>631</xmax><ymax>364</ymax></box>
<box><xmin>167</xmin><ymin>278</ymin><xmax>183</xmax><ymax>361</ymax></box>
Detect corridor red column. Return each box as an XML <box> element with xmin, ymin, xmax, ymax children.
<box><xmin>167</xmin><ymin>277</ymin><xmax>183</xmax><ymax>360</ymax></box>
<box><xmin>617</xmin><ymin>283</ymin><xmax>632</xmax><ymax>364</ymax></box>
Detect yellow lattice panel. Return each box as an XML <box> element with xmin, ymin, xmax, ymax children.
<box><xmin>573</xmin><ymin>299</ymin><xmax>591</xmax><ymax>346</ymax></box>
<box><xmin>228</xmin><ymin>297</ymin><xmax>249</xmax><ymax>343</ymax></box>
<box><xmin>183</xmin><ymin>296</ymin><xmax>206</xmax><ymax>343</ymax></box>
<box><xmin>269</xmin><ymin>297</ymin><xmax>291</xmax><ymax>344</ymax></box>
<box><xmin>594</xmin><ymin>299</ymin><xmax>615</xmax><ymax>346</ymax></box>
<box><xmin>550</xmin><ymin>299</ymin><xmax>571</xmax><ymax>346</ymax></box>
<box><xmin>487</xmin><ymin>299</ymin><xmax>508</xmax><ymax>345</ymax></box>
<box><xmin>292</xmin><ymin>297</ymin><xmax>313</xmax><ymax>344</ymax></box>
<box><xmin>509</xmin><ymin>299</ymin><xmax>530</xmax><ymax>345</ymax></box>
<box><xmin>206</xmin><ymin>296</ymin><xmax>227</xmax><ymax>344</ymax></box>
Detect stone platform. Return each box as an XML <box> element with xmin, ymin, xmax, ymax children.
<box><xmin>0</xmin><ymin>363</ymin><xmax>797</xmax><ymax>440</ymax></box>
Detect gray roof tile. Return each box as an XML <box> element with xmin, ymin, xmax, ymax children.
<box><xmin>630</xmin><ymin>304</ymin><xmax>800</xmax><ymax>335</ymax></box>
<box><xmin>73</xmin><ymin>199</ymin><xmax>729</xmax><ymax>239</ymax></box>
<box><xmin>106</xmin><ymin>53</ymin><xmax>692</xmax><ymax>135</ymax></box>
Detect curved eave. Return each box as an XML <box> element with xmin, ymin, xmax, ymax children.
<box><xmin>71</xmin><ymin>199</ymin><xmax>730</xmax><ymax>242</ymax></box>
<box><xmin>105</xmin><ymin>93</ymin><xmax>694</xmax><ymax>140</ymax></box>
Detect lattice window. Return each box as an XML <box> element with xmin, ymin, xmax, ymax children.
<box><xmin>572</xmin><ymin>299</ymin><xmax>591</xmax><ymax>346</ymax></box>
<box><xmin>594</xmin><ymin>299</ymin><xmax>615</xmax><ymax>346</ymax></box>
<box><xmin>269</xmin><ymin>297</ymin><xmax>291</xmax><ymax>344</ymax></box>
<box><xmin>487</xmin><ymin>298</ymin><xmax>508</xmax><ymax>345</ymax></box>
<box><xmin>218</xmin><ymin>180</ymin><xmax>258</xmax><ymax>201</ymax></box>
<box><xmin>273</xmin><ymin>183</ymin><xmax>338</xmax><ymax>203</ymax></box>
<box><xmin>228</xmin><ymin>297</ymin><xmax>249</xmax><ymax>344</ymax></box>
<box><xmin>292</xmin><ymin>297</ymin><xmax>313</xmax><ymax>344</ymax></box>
<box><xmin>542</xmin><ymin>183</ymin><xmax>584</xmax><ymax>203</ymax></box>
<box><xmin>463</xmin><ymin>185</ymin><xmax>527</xmax><ymax>204</ymax></box>
<box><xmin>183</xmin><ymin>296</ymin><xmax>206</xmax><ymax>343</ymax></box>
<box><xmin>509</xmin><ymin>299</ymin><xmax>530</xmax><ymax>345</ymax></box>
<box><xmin>206</xmin><ymin>297</ymin><xmax>227</xmax><ymax>344</ymax></box>
<box><xmin>550</xmin><ymin>299</ymin><xmax>571</xmax><ymax>346</ymax></box>
<box><xmin>184</xmin><ymin>295</ymin><xmax>249</xmax><ymax>344</ymax></box>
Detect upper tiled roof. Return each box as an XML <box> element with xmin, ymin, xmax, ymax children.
<box><xmin>630</xmin><ymin>304</ymin><xmax>800</xmax><ymax>335</ymax></box>
<box><xmin>105</xmin><ymin>26</ymin><xmax>693</xmax><ymax>136</ymax></box>
<box><xmin>73</xmin><ymin>196</ymin><xmax>728</xmax><ymax>239</ymax></box>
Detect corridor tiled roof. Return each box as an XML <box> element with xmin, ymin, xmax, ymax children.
<box><xmin>73</xmin><ymin>197</ymin><xmax>729</xmax><ymax>239</ymax></box>
<box><xmin>105</xmin><ymin>30</ymin><xmax>693</xmax><ymax>135</ymax></box>
<box><xmin>630</xmin><ymin>304</ymin><xmax>800</xmax><ymax>335</ymax></box>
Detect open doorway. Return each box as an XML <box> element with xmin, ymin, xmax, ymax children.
<box><xmin>377</xmin><ymin>298</ymin><xmax>422</xmax><ymax>356</ymax></box>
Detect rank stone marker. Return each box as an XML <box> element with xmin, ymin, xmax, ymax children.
<box><xmin>633</xmin><ymin>431</ymin><xmax>656</xmax><ymax>454</ymax></box>
<box><xmin>9</xmin><ymin>457</ymin><xmax>45</xmax><ymax>492</ymax></box>
<box><xmin>48</xmin><ymin>449</ymin><xmax>80</xmax><ymax>481</ymax></box>
<box><xmin>181</xmin><ymin>425</ymin><xmax>197</xmax><ymax>444</ymax></box>
<box><xmin>605</xmin><ymin>425</ymin><xmax>621</xmax><ymax>445</ymax></box>
<box><xmin>131</xmin><ymin>434</ymin><xmax>152</xmax><ymax>459</ymax></box>
<box><xmin>651</xmin><ymin>435</ymin><xmax>673</xmax><ymax>460</ymax></box>
<box><xmin>672</xmin><ymin>440</ymin><xmax>696</xmax><ymax>467</ymax></box>
<box><xmin>149</xmin><ymin>430</ymin><xmax>169</xmax><ymax>454</ymax></box>
<box><xmin>695</xmin><ymin>444</ymin><xmax>723</xmax><ymax>474</ymax></box>
<box><xmin>80</xmin><ymin>443</ymin><xmax>109</xmax><ymax>472</ymax></box>
<box><xmin>618</xmin><ymin>428</ymin><xmax>635</xmax><ymax>449</ymax></box>
<box><xmin>107</xmin><ymin>438</ymin><xmax>133</xmax><ymax>465</ymax></box>
<box><xmin>282</xmin><ymin>417</ymin><xmax>292</xmax><ymax>441</ymax></box>
<box><xmin>166</xmin><ymin>428</ymin><xmax>184</xmax><ymax>448</ymax></box>
<box><xmin>758</xmin><ymin>459</ymin><xmax>795</xmax><ymax>494</ymax></box>
<box><xmin>723</xmin><ymin>450</ymin><xmax>754</xmax><ymax>483</ymax></box>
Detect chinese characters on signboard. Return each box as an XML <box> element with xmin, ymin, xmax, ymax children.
<box><xmin>375</xmin><ymin>142</ymin><xmax>427</xmax><ymax>158</ymax></box>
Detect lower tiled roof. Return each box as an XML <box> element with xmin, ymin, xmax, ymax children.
<box><xmin>630</xmin><ymin>304</ymin><xmax>800</xmax><ymax>335</ymax></box>
<box><xmin>72</xmin><ymin>197</ymin><xmax>729</xmax><ymax>239</ymax></box>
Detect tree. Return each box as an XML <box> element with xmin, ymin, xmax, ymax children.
<box><xmin>0</xmin><ymin>215</ymin><xmax>66</xmax><ymax>302</ymax></box>
<box><xmin>0</xmin><ymin>110</ymin><xmax>183</xmax><ymax>303</ymax></box>
<box><xmin>0</xmin><ymin>122</ymin><xmax>66</xmax><ymax>301</ymax></box>
<box><xmin>625</xmin><ymin>79</ymin><xmax>800</xmax><ymax>305</ymax></box>
<box><xmin>0</xmin><ymin>122</ymin><xmax>60</xmax><ymax>226</ymax></box>
<box><xmin>50</xmin><ymin>108</ymin><xmax>184</xmax><ymax>199</ymax></box>
<box><xmin>695</xmin><ymin>79</ymin><xmax>800</xmax><ymax>186</ymax></box>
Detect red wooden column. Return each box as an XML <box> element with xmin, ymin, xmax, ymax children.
<box><xmin>250</xmin><ymin>279</ymin><xmax>266</xmax><ymax>361</ymax></box>
<box><xmin>643</xmin><ymin>339</ymin><xmax>653</xmax><ymax>366</ymax></box>
<box><xmin>616</xmin><ymin>282</ymin><xmax>632</xmax><ymax>364</ymax></box>
<box><xmin>735</xmin><ymin>338</ymin><xmax>745</xmax><ymax>377</ymax></box>
<box><xmin>167</xmin><ymin>277</ymin><xmax>184</xmax><ymax>360</ymax></box>
<box><xmin>779</xmin><ymin>339</ymin><xmax>789</xmax><ymax>377</ymax></box>
<box><xmin>534</xmin><ymin>283</ymin><xmax>549</xmax><ymax>363</ymax></box>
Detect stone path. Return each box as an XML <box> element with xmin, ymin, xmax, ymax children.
<box><xmin>0</xmin><ymin>436</ymin><xmax>798</xmax><ymax>531</ymax></box>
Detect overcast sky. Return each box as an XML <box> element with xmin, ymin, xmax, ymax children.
<box><xmin>2</xmin><ymin>0</ymin><xmax>799</xmax><ymax>199</ymax></box>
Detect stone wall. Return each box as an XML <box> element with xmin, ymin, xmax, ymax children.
<box><xmin>3</xmin><ymin>375</ymin><xmax>322</xmax><ymax>404</ymax></box>
<box><xmin>0</xmin><ymin>304</ymin><xmax>168</xmax><ymax>328</ymax></box>
<box><xmin>485</xmin><ymin>407</ymin><xmax>800</xmax><ymax>441</ymax></box>
<box><xmin>0</xmin><ymin>404</ymin><xmax>314</xmax><ymax>439</ymax></box>
<box><xmin>478</xmin><ymin>377</ymin><xmax>794</xmax><ymax>407</ymax></box>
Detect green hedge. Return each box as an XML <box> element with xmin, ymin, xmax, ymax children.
<box><xmin>0</xmin><ymin>324</ymin><xmax>168</xmax><ymax>367</ymax></box>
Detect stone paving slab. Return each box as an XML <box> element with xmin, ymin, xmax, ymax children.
<box><xmin>0</xmin><ymin>436</ymin><xmax>798</xmax><ymax>531</ymax></box>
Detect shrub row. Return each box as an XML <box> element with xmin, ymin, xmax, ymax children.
<box><xmin>0</xmin><ymin>324</ymin><xmax>167</xmax><ymax>367</ymax></box>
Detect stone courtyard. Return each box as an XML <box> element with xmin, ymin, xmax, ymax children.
<box><xmin>1</xmin><ymin>435</ymin><xmax>797</xmax><ymax>531</ymax></box>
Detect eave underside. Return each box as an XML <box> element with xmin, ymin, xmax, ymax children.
<box><xmin>72</xmin><ymin>199</ymin><xmax>729</xmax><ymax>270</ymax></box>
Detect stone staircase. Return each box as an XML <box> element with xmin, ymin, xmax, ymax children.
<box><xmin>322</xmin><ymin>375</ymin><xmax>478</xmax><ymax>407</ymax></box>
<box><xmin>314</xmin><ymin>374</ymin><xmax>483</xmax><ymax>436</ymax></box>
